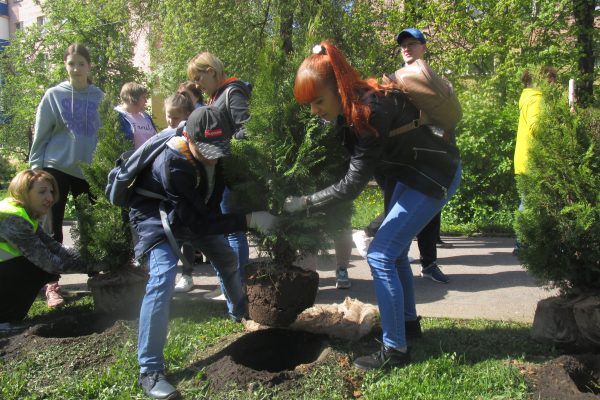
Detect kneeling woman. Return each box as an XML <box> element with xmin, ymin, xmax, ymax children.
<box><xmin>0</xmin><ymin>170</ymin><xmax>97</xmax><ymax>330</ymax></box>
<box><xmin>284</xmin><ymin>41</ymin><xmax>461</xmax><ymax>370</ymax></box>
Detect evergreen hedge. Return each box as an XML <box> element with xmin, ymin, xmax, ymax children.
<box><xmin>515</xmin><ymin>84</ymin><xmax>600</xmax><ymax>294</ymax></box>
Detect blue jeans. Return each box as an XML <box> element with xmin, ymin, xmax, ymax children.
<box><xmin>138</xmin><ymin>237</ymin><xmax>246</xmax><ymax>373</ymax></box>
<box><xmin>220</xmin><ymin>186</ymin><xmax>249</xmax><ymax>283</ymax></box>
<box><xmin>366</xmin><ymin>165</ymin><xmax>461</xmax><ymax>350</ymax></box>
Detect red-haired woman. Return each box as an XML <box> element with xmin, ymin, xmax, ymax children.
<box><xmin>283</xmin><ymin>41</ymin><xmax>462</xmax><ymax>370</ymax></box>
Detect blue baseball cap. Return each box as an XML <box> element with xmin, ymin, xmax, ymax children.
<box><xmin>396</xmin><ymin>28</ymin><xmax>426</xmax><ymax>45</ymax></box>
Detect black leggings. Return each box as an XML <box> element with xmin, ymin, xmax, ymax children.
<box><xmin>0</xmin><ymin>257</ymin><xmax>58</xmax><ymax>322</ymax></box>
<box><xmin>44</xmin><ymin>168</ymin><xmax>91</xmax><ymax>243</ymax></box>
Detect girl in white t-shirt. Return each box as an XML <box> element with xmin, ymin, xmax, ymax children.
<box><xmin>115</xmin><ymin>82</ymin><xmax>157</xmax><ymax>149</ymax></box>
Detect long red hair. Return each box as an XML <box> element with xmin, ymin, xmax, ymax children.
<box><xmin>294</xmin><ymin>41</ymin><xmax>382</xmax><ymax>136</ymax></box>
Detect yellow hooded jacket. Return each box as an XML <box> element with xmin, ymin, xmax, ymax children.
<box><xmin>514</xmin><ymin>87</ymin><xmax>542</xmax><ymax>175</ymax></box>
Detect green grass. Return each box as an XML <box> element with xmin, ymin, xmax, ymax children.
<box><xmin>0</xmin><ymin>296</ymin><xmax>555</xmax><ymax>399</ymax></box>
<box><xmin>352</xmin><ymin>186</ymin><xmax>384</xmax><ymax>230</ymax></box>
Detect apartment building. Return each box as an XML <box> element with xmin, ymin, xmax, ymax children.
<box><xmin>6</xmin><ymin>0</ymin><xmax>43</xmax><ymax>38</ymax></box>
<box><xmin>0</xmin><ymin>1</ymin><xmax>10</xmax><ymax>50</ymax></box>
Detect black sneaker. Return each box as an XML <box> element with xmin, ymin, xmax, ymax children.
<box><xmin>421</xmin><ymin>262</ymin><xmax>449</xmax><ymax>284</ymax></box>
<box><xmin>405</xmin><ymin>316</ymin><xmax>422</xmax><ymax>339</ymax></box>
<box><xmin>353</xmin><ymin>345</ymin><xmax>411</xmax><ymax>371</ymax></box>
<box><xmin>138</xmin><ymin>371</ymin><xmax>178</xmax><ymax>400</ymax></box>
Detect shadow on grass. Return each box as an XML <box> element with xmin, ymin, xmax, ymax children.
<box><xmin>169</xmin><ymin>297</ymin><xmax>231</xmax><ymax>323</ymax></box>
<box><xmin>168</xmin><ymin>318</ymin><xmax>559</xmax><ymax>396</ymax></box>
<box><xmin>411</xmin><ymin>325</ymin><xmax>556</xmax><ymax>363</ymax></box>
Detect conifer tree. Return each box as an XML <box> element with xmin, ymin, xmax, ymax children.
<box><xmin>225</xmin><ymin>40</ymin><xmax>349</xmax><ymax>267</ymax></box>
<box><xmin>71</xmin><ymin>99</ymin><xmax>134</xmax><ymax>272</ymax></box>
<box><xmin>515</xmin><ymin>83</ymin><xmax>600</xmax><ymax>294</ymax></box>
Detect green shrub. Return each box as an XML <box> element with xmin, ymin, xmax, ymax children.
<box><xmin>71</xmin><ymin>99</ymin><xmax>134</xmax><ymax>271</ymax></box>
<box><xmin>0</xmin><ymin>153</ymin><xmax>16</xmax><ymax>189</ymax></box>
<box><xmin>515</xmin><ymin>85</ymin><xmax>600</xmax><ymax>294</ymax></box>
<box><xmin>444</xmin><ymin>85</ymin><xmax>520</xmax><ymax>233</ymax></box>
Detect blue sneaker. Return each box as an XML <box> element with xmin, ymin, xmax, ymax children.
<box><xmin>421</xmin><ymin>263</ymin><xmax>449</xmax><ymax>284</ymax></box>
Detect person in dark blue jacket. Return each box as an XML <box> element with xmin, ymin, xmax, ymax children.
<box><xmin>129</xmin><ymin>106</ymin><xmax>276</xmax><ymax>400</ymax></box>
<box><xmin>284</xmin><ymin>41</ymin><xmax>461</xmax><ymax>371</ymax></box>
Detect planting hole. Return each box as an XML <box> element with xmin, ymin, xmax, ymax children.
<box><xmin>30</xmin><ymin>315</ymin><xmax>115</xmax><ymax>338</ymax></box>
<box><xmin>224</xmin><ymin>328</ymin><xmax>326</xmax><ymax>372</ymax></box>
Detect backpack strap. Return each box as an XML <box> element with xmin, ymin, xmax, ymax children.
<box><xmin>159</xmin><ymin>201</ymin><xmax>194</xmax><ymax>271</ymax></box>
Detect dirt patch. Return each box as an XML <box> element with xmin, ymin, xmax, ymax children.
<box><xmin>0</xmin><ymin>313</ymin><xmax>134</xmax><ymax>375</ymax></box>
<box><xmin>526</xmin><ymin>354</ymin><xmax>600</xmax><ymax>399</ymax></box>
<box><xmin>205</xmin><ymin>328</ymin><xmax>329</xmax><ymax>390</ymax></box>
<box><xmin>246</xmin><ymin>262</ymin><xmax>319</xmax><ymax>327</ymax></box>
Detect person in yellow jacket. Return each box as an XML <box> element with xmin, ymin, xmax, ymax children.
<box><xmin>514</xmin><ymin>67</ymin><xmax>557</xmax><ymax>175</ymax></box>
<box><xmin>0</xmin><ymin>169</ymin><xmax>101</xmax><ymax>333</ymax></box>
<box><xmin>513</xmin><ymin>67</ymin><xmax>556</xmax><ymax>253</ymax></box>
<box><xmin>515</xmin><ymin>71</ymin><xmax>540</xmax><ymax>175</ymax></box>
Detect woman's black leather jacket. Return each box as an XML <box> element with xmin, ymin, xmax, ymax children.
<box><xmin>306</xmin><ymin>90</ymin><xmax>460</xmax><ymax>211</ymax></box>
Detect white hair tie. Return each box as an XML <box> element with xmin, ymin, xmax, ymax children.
<box><xmin>312</xmin><ymin>44</ymin><xmax>326</xmax><ymax>55</ymax></box>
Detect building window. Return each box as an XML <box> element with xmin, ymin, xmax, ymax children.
<box><xmin>37</xmin><ymin>16</ymin><xmax>45</xmax><ymax>26</ymax></box>
<box><xmin>15</xmin><ymin>21</ymin><xmax>23</xmax><ymax>30</ymax></box>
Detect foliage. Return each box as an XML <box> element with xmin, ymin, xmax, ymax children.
<box><xmin>0</xmin><ymin>0</ymin><xmax>596</xmax><ymax>240</ymax></box>
<box><xmin>351</xmin><ymin>185</ymin><xmax>384</xmax><ymax>230</ymax></box>
<box><xmin>0</xmin><ymin>0</ymin><xmax>148</xmax><ymax>159</ymax></box>
<box><xmin>443</xmin><ymin>82</ymin><xmax>520</xmax><ymax>233</ymax></box>
<box><xmin>224</xmin><ymin>38</ymin><xmax>349</xmax><ymax>266</ymax></box>
<box><xmin>0</xmin><ymin>153</ymin><xmax>16</xmax><ymax>188</ymax></box>
<box><xmin>70</xmin><ymin>99</ymin><xmax>134</xmax><ymax>271</ymax></box>
<box><xmin>515</xmin><ymin>83</ymin><xmax>600</xmax><ymax>294</ymax></box>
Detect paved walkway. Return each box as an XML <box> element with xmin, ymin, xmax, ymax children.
<box><xmin>60</xmin><ymin>224</ymin><xmax>555</xmax><ymax>323</ymax></box>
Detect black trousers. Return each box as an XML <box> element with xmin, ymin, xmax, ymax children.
<box><xmin>0</xmin><ymin>257</ymin><xmax>58</xmax><ymax>322</ymax></box>
<box><xmin>44</xmin><ymin>168</ymin><xmax>91</xmax><ymax>243</ymax></box>
<box><xmin>416</xmin><ymin>212</ymin><xmax>441</xmax><ymax>267</ymax></box>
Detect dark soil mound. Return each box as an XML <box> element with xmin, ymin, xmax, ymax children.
<box><xmin>27</xmin><ymin>314</ymin><xmax>116</xmax><ymax>338</ymax></box>
<box><xmin>205</xmin><ymin>328</ymin><xmax>329</xmax><ymax>390</ymax></box>
<box><xmin>0</xmin><ymin>313</ymin><xmax>132</xmax><ymax>378</ymax></box>
<box><xmin>246</xmin><ymin>262</ymin><xmax>319</xmax><ymax>327</ymax></box>
<box><xmin>529</xmin><ymin>354</ymin><xmax>600</xmax><ymax>399</ymax></box>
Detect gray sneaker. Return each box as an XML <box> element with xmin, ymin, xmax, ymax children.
<box><xmin>335</xmin><ymin>268</ymin><xmax>351</xmax><ymax>289</ymax></box>
<box><xmin>138</xmin><ymin>371</ymin><xmax>178</xmax><ymax>399</ymax></box>
<box><xmin>420</xmin><ymin>263</ymin><xmax>449</xmax><ymax>284</ymax></box>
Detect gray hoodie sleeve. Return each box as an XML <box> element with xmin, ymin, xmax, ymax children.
<box><xmin>0</xmin><ymin>215</ymin><xmax>87</xmax><ymax>274</ymax></box>
<box><xmin>29</xmin><ymin>91</ymin><xmax>59</xmax><ymax>169</ymax></box>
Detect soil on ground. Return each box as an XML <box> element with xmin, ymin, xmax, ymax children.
<box><xmin>204</xmin><ymin>328</ymin><xmax>329</xmax><ymax>390</ymax></box>
<box><xmin>524</xmin><ymin>354</ymin><xmax>600</xmax><ymax>399</ymax></box>
<box><xmin>0</xmin><ymin>313</ymin><xmax>133</xmax><ymax>376</ymax></box>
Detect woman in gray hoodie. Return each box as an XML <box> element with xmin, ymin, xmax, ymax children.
<box><xmin>28</xmin><ymin>43</ymin><xmax>104</xmax><ymax>308</ymax></box>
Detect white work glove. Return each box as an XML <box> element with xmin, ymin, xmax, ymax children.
<box><xmin>248</xmin><ymin>211</ymin><xmax>278</xmax><ymax>232</ymax></box>
<box><xmin>283</xmin><ymin>195</ymin><xmax>308</xmax><ymax>213</ymax></box>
